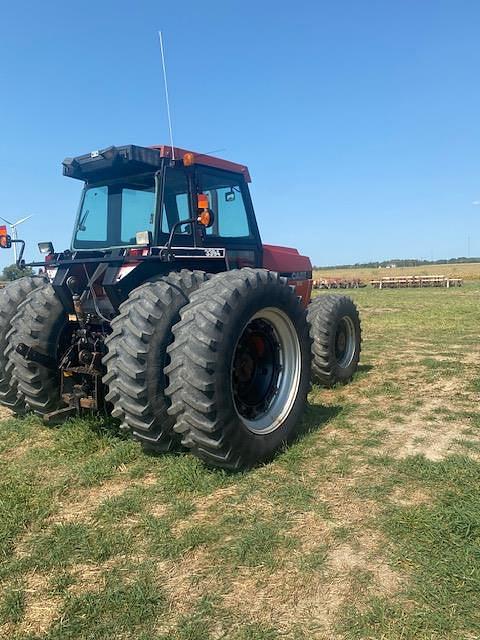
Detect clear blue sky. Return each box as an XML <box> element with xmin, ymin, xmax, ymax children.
<box><xmin>1</xmin><ymin>0</ymin><xmax>479</xmax><ymax>268</ymax></box>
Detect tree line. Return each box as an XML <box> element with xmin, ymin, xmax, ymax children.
<box><xmin>314</xmin><ymin>257</ymin><xmax>480</xmax><ymax>270</ymax></box>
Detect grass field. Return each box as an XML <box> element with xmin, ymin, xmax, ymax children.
<box><xmin>0</xmin><ymin>283</ymin><xmax>479</xmax><ymax>639</ymax></box>
<box><xmin>313</xmin><ymin>261</ymin><xmax>480</xmax><ymax>282</ymax></box>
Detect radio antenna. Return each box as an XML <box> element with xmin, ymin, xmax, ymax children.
<box><xmin>158</xmin><ymin>31</ymin><xmax>175</xmax><ymax>160</ymax></box>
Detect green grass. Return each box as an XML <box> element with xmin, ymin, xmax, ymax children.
<box><xmin>0</xmin><ymin>282</ymin><xmax>479</xmax><ymax>638</ymax></box>
<box><xmin>342</xmin><ymin>456</ymin><xmax>480</xmax><ymax>639</ymax></box>
<box><xmin>45</xmin><ymin>564</ymin><xmax>166</xmax><ymax>640</ymax></box>
<box><xmin>0</xmin><ymin>582</ymin><xmax>26</xmax><ymax>625</ymax></box>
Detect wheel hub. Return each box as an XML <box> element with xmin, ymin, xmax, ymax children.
<box><xmin>336</xmin><ymin>330</ymin><xmax>346</xmax><ymax>354</ymax></box>
<box><xmin>232</xmin><ymin>320</ymin><xmax>280</xmax><ymax>420</ymax></box>
<box><xmin>334</xmin><ymin>316</ymin><xmax>356</xmax><ymax>368</ymax></box>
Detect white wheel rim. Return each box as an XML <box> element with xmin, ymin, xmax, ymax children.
<box><xmin>231</xmin><ymin>307</ymin><xmax>302</xmax><ymax>434</ymax></box>
<box><xmin>335</xmin><ymin>315</ymin><xmax>356</xmax><ymax>369</ymax></box>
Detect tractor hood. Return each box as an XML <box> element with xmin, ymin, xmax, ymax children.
<box><xmin>262</xmin><ymin>244</ymin><xmax>312</xmax><ymax>275</ymax></box>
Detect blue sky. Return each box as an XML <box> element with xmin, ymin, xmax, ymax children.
<box><xmin>0</xmin><ymin>0</ymin><xmax>479</xmax><ymax>268</ymax></box>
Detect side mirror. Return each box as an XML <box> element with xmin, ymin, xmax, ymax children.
<box><xmin>225</xmin><ymin>189</ymin><xmax>235</xmax><ymax>202</ymax></box>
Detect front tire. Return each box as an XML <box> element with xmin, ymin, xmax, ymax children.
<box><xmin>165</xmin><ymin>269</ymin><xmax>312</xmax><ymax>469</ymax></box>
<box><xmin>307</xmin><ymin>295</ymin><xmax>361</xmax><ymax>387</ymax></box>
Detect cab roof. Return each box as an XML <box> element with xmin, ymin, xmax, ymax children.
<box><xmin>63</xmin><ymin>144</ymin><xmax>251</xmax><ymax>183</ymax></box>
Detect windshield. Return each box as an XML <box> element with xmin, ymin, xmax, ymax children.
<box><xmin>73</xmin><ymin>177</ymin><xmax>155</xmax><ymax>249</ymax></box>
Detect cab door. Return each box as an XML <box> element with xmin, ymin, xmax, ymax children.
<box><xmin>194</xmin><ymin>167</ymin><xmax>263</xmax><ymax>269</ymax></box>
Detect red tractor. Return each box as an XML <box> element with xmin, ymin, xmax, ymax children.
<box><xmin>0</xmin><ymin>145</ymin><xmax>361</xmax><ymax>468</ymax></box>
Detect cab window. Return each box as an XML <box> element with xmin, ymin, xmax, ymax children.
<box><xmin>197</xmin><ymin>170</ymin><xmax>251</xmax><ymax>238</ymax></box>
<box><xmin>160</xmin><ymin>168</ymin><xmax>191</xmax><ymax>235</ymax></box>
<box><xmin>121</xmin><ymin>187</ymin><xmax>155</xmax><ymax>244</ymax></box>
<box><xmin>75</xmin><ymin>186</ymin><xmax>108</xmax><ymax>243</ymax></box>
<box><xmin>73</xmin><ymin>179</ymin><xmax>155</xmax><ymax>249</ymax></box>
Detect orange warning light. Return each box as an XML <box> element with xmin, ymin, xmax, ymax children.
<box><xmin>183</xmin><ymin>152</ymin><xmax>195</xmax><ymax>166</ymax></box>
<box><xmin>197</xmin><ymin>193</ymin><xmax>209</xmax><ymax>209</ymax></box>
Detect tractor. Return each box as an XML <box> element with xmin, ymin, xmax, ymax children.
<box><xmin>0</xmin><ymin>144</ymin><xmax>361</xmax><ymax>469</ymax></box>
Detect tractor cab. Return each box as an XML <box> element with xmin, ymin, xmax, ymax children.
<box><xmin>65</xmin><ymin>145</ymin><xmax>263</xmax><ymax>272</ymax></box>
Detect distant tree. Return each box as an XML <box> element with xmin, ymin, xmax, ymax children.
<box><xmin>2</xmin><ymin>263</ymin><xmax>34</xmax><ymax>281</ymax></box>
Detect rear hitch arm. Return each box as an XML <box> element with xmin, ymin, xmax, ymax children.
<box><xmin>16</xmin><ymin>343</ymin><xmax>57</xmax><ymax>369</ymax></box>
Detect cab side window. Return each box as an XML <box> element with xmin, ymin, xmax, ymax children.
<box><xmin>76</xmin><ymin>186</ymin><xmax>108</xmax><ymax>243</ymax></box>
<box><xmin>198</xmin><ymin>170</ymin><xmax>251</xmax><ymax>239</ymax></box>
<box><xmin>215</xmin><ymin>186</ymin><xmax>250</xmax><ymax>237</ymax></box>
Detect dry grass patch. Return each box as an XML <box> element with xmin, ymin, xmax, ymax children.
<box><xmin>365</xmin><ymin>372</ymin><xmax>475</xmax><ymax>460</ymax></box>
<box><xmin>220</xmin><ymin>531</ymin><xmax>400</xmax><ymax>638</ymax></box>
<box><xmin>389</xmin><ymin>486</ymin><xmax>431</xmax><ymax>506</ymax></box>
<box><xmin>0</xmin><ymin>426</ymin><xmax>54</xmax><ymax>463</ymax></box>
<box><xmin>15</xmin><ymin>571</ymin><xmax>61</xmax><ymax>636</ymax></box>
<box><xmin>171</xmin><ymin>485</ymin><xmax>239</xmax><ymax>533</ymax></box>
<box><xmin>153</xmin><ymin>547</ymin><xmax>220</xmax><ymax>636</ymax></box>
<box><xmin>0</xmin><ymin>406</ymin><xmax>12</xmax><ymax>421</ymax></box>
<box><xmin>51</xmin><ymin>476</ymin><xmax>134</xmax><ymax>524</ymax></box>
<box><xmin>50</xmin><ymin>471</ymin><xmax>159</xmax><ymax>524</ymax></box>
<box><xmin>67</xmin><ymin>562</ymin><xmax>110</xmax><ymax>595</ymax></box>
<box><xmin>67</xmin><ymin>556</ymin><xmax>147</xmax><ymax>595</ymax></box>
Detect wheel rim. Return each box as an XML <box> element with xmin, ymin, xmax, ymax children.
<box><xmin>335</xmin><ymin>315</ymin><xmax>356</xmax><ymax>369</ymax></box>
<box><xmin>231</xmin><ymin>307</ymin><xmax>301</xmax><ymax>434</ymax></box>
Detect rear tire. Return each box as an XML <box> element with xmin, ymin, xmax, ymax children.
<box><xmin>7</xmin><ymin>284</ymin><xmax>67</xmax><ymax>415</ymax></box>
<box><xmin>307</xmin><ymin>295</ymin><xmax>361</xmax><ymax>387</ymax></box>
<box><xmin>165</xmin><ymin>268</ymin><xmax>312</xmax><ymax>470</ymax></box>
<box><xmin>103</xmin><ymin>270</ymin><xmax>208</xmax><ymax>452</ymax></box>
<box><xmin>0</xmin><ymin>276</ymin><xmax>46</xmax><ymax>412</ymax></box>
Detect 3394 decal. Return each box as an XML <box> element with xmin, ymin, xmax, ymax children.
<box><xmin>204</xmin><ymin>248</ymin><xmax>223</xmax><ymax>257</ymax></box>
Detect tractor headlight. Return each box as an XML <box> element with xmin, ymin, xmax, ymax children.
<box><xmin>38</xmin><ymin>242</ymin><xmax>54</xmax><ymax>255</ymax></box>
<box><xmin>135</xmin><ymin>231</ymin><xmax>152</xmax><ymax>246</ymax></box>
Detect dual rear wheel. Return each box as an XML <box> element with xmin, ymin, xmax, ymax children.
<box><xmin>104</xmin><ymin>268</ymin><xmax>360</xmax><ymax>468</ymax></box>
<box><xmin>0</xmin><ymin>270</ymin><xmax>361</xmax><ymax>468</ymax></box>
<box><xmin>165</xmin><ymin>269</ymin><xmax>312</xmax><ymax>469</ymax></box>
